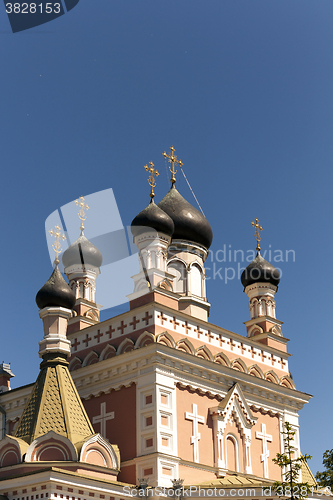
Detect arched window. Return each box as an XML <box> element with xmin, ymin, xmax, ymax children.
<box><xmin>226</xmin><ymin>435</ymin><xmax>239</xmax><ymax>472</ymax></box>
<box><xmin>191</xmin><ymin>265</ymin><xmax>202</xmax><ymax>297</ymax></box>
<box><xmin>168</xmin><ymin>261</ymin><xmax>186</xmax><ymax>293</ymax></box>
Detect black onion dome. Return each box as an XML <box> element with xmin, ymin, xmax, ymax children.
<box><xmin>36</xmin><ymin>265</ymin><xmax>76</xmax><ymax>310</ymax></box>
<box><xmin>158</xmin><ymin>185</ymin><xmax>213</xmax><ymax>249</ymax></box>
<box><xmin>241</xmin><ymin>252</ymin><xmax>280</xmax><ymax>288</ymax></box>
<box><xmin>131</xmin><ymin>199</ymin><xmax>174</xmax><ymax>238</ymax></box>
<box><xmin>62</xmin><ymin>234</ymin><xmax>103</xmax><ymax>269</ymax></box>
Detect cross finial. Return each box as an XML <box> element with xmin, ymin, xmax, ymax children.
<box><xmin>75</xmin><ymin>195</ymin><xmax>89</xmax><ymax>233</ymax></box>
<box><xmin>251</xmin><ymin>218</ymin><xmax>263</xmax><ymax>252</ymax></box>
<box><xmin>163</xmin><ymin>146</ymin><xmax>183</xmax><ymax>185</ymax></box>
<box><xmin>49</xmin><ymin>225</ymin><xmax>66</xmax><ymax>265</ymax></box>
<box><xmin>144</xmin><ymin>162</ymin><xmax>159</xmax><ymax>199</ymax></box>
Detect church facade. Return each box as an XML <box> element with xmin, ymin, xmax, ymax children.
<box><xmin>0</xmin><ymin>149</ymin><xmax>321</xmax><ymax>500</ymax></box>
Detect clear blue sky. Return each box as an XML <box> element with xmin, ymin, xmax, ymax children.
<box><xmin>1</xmin><ymin>0</ymin><xmax>332</xmax><ymax>474</ymax></box>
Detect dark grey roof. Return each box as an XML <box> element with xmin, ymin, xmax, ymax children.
<box><xmin>241</xmin><ymin>252</ymin><xmax>280</xmax><ymax>288</ymax></box>
<box><xmin>62</xmin><ymin>234</ymin><xmax>103</xmax><ymax>269</ymax></box>
<box><xmin>158</xmin><ymin>186</ymin><xmax>213</xmax><ymax>249</ymax></box>
<box><xmin>131</xmin><ymin>199</ymin><xmax>174</xmax><ymax>238</ymax></box>
<box><xmin>36</xmin><ymin>265</ymin><xmax>76</xmax><ymax>310</ymax></box>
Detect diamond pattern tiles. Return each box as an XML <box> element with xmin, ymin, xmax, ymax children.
<box><xmin>61</xmin><ymin>366</ymin><xmax>94</xmax><ymax>438</ymax></box>
<box><xmin>14</xmin><ymin>363</ymin><xmax>93</xmax><ymax>446</ymax></box>
<box><xmin>14</xmin><ymin>369</ymin><xmax>47</xmax><ymax>443</ymax></box>
<box><xmin>38</xmin><ymin>366</ymin><xmax>66</xmax><ymax>437</ymax></box>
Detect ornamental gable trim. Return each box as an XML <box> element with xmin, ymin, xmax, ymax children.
<box><xmin>209</xmin><ymin>383</ymin><xmax>257</xmax><ymax>431</ymax></box>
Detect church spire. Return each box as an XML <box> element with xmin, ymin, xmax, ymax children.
<box><xmin>158</xmin><ymin>149</ymin><xmax>213</xmax><ymax>321</ymax></box>
<box><xmin>129</xmin><ymin>162</ymin><xmax>174</xmax><ymax>302</ymax></box>
<box><xmin>10</xmin><ymin>239</ymin><xmax>119</xmax><ymax>474</ymax></box>
<box><xmin>241</xmin><ymin>219</ymin><xmax>285</xmax><ymax>345</ymax></box>
<box><xmin>14</xmin><ymin>234</ymin><xmax>95</xmax><ymax>446</ymax></box>
<box><xmin>62</xmin><ymin>196</ymin><xmax>102</xmax><ymax>333</ymax></box>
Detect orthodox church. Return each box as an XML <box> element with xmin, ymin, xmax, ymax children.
<box><xmin>0</xmin><ymin>148</ymin><xmax>319</xmax><ymax>500</ymax></box>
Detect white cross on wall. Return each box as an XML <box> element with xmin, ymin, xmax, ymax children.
<box><xmin>185</xmin><ymin>403</ymin><xmax>205</xmax><ymax>463</ymax></box>
<box><xmin>256</xmin><ymin>423</ymin><xmax>273</xmax><ymax>478</ymax></box>
<box><xmin>92</xmin><ymin>402</ymin><xmax>115</xmax><ymax>438</ymax></box>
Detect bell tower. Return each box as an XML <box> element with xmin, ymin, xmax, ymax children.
<box><xmin>158</xmin><ymin>146</ymin><xmax>213</xmax><ymax>321</ymax></box>
<box><xmin>241</xmin><ymin>218</ymin><xmax>287</xmax><ymax>351</ymax></box>
<box><xmin>62</xmin><ymin>196</ymin><xmax>103</xmax><ymax>333</ymax></box>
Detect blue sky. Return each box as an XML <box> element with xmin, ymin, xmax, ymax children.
<box><xmin>1</xmin><ymin>0</ymin><xmax>332</xmax><ymax>474</ymax></box>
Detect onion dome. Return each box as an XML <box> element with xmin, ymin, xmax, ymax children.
<box><xmin>36</xmin><ymin>265</ymin><xmax>76</xmax><ymax>310</ymax></box>
<box><xmin>131</xmin><ymin>199</ymin><xmax>174</xmax><ymax>238</ymax></box>
<box><xmin>158</xmin><ymin>185</ymin><xmax>213</xmax><ymax>249</ymax></box>
<box><xmin>62</xmin><ymin>234</ymin><xmax>103</xmax><ymax>269</ymax></box>
<box><xmin>241</xmin><ymin>252</ymin><xmax>280</xmax><ymax>288</ymax></box>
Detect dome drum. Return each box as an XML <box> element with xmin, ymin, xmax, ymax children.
<box><xmin>168</xmin><ymin>239</ymin><xmax>209</xmax><ymax>262</ymax></box>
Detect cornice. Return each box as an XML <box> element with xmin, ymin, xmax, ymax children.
<box><xmin>69</xmin><ymin>343</ymin><xmax>311</xmax><ymax>412</ymax></box>
<box><xmin>0</xmin><ymin>465</ymin><xmax>133</xmax><ymax>490</ymax></box>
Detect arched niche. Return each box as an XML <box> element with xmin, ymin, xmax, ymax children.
<box><xmin>168</xmin><ymin>260</ymin><xmax>186</xmax><ymax>293</ymax></box>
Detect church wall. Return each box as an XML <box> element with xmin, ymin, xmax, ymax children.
<box><xmin>83</xmin><ymin>383</ymin><xmax>136</xmax><ymax>462</ymax></box>
<box><xmin>250</xmin><ymin>410</ymin><xmax>281</xmax><ymax>480</ymax></box>
<box><xmin>118</xmin><ymin>463</ymin><xmax>136</xmax><ymax>484</ymax></box>
<box><xmin>130</xmin><ymin>292</ymin><xmax>179</xmax><ymax>311</ymax></box>
<box><xmin>176</xmin><ymin>386</ymin><xmax>217</xmax><ymax>467</ymax></box>
<box><xmin>178</xmin><ymin>464</ymin><xmax>217</xmax><ymax>483</ymax></box>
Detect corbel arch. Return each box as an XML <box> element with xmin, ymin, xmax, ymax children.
<box><xmin>176</xmin><ymin>338</ymin><xmax>195</xmax><ymax>355</ymax></box>
<box><xmin>134</xmin><ymin>331</ymin><xmax>155</xmax><ymax>349</ymax></box>
<box><xmin>117</xmin><ymin>338</ymin><xmax>134</xmax><ymax>355</ymax></box>
<box><xmin>248</xmin><ymin>364</ymin><xmax>264</xmax><ymax>379</ymax></box>
<box><xmin>100</xmin><ymin>344</ymin><xmax>116</xmax><ymax>361</ymax></box>
<box><xmin>265</xmin><ymin>370</ymin><xmax>280</xmax><ymax>384</ymax></box>
<box><xmin>280</xmin><ymin>375</ymin><xmax>295</xmax><ymax>389</ymax></box>
<box><xmin>68</xmin><ymin>356</ymin><xmax>82</xmax><ymax>372</ymax></box>
<box><xmin>247</xmin><ymin>324</ymin><xmax>264</xmax><ymax>337</ymax></box>
<box><xmin>82</xmin><ymin>351</ymin><xmax>99</xmax><ymax>367</ymax></box>
<box><xmin>231</xmin><ymin>358</ymin><xmax>247</xmax><ymax>373</ymax></box>
<box><xmin>214</xmin><ymin>352</ymin><xmax>231</xmax><ymax>367</ymax></box>
<box><xmin>156</xmin><ymin>332</ymin><xmax>175</xmax><ymax>348</ymax></box>
<box><xmin>195</xmin><ymin>345</ymin><xmax>213</xmax><ymax>361</ymax></box>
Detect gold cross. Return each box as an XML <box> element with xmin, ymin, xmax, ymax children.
<box><xmin>49</xmin><ymin>225</ymin><xmax>66</xmax><ymax>265</ymax></box>
<box><xmin>162</xmin><ymin>146</ymin><xmax>183</xmax><ymax>185</ymax></box>
<box><xmin>75</xmin><ymin>195</ymin><xmax>89</xmax><ymax>232</ymax></box>
<box><xmin>251</xmin><ymin>218</ymin><xmax>263</xmax><ymax>252</ymax></box>
<box><xmin>144</xmin><ymin>162</ymin><xmax>159</xmax><ymax>199</ymax></box>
